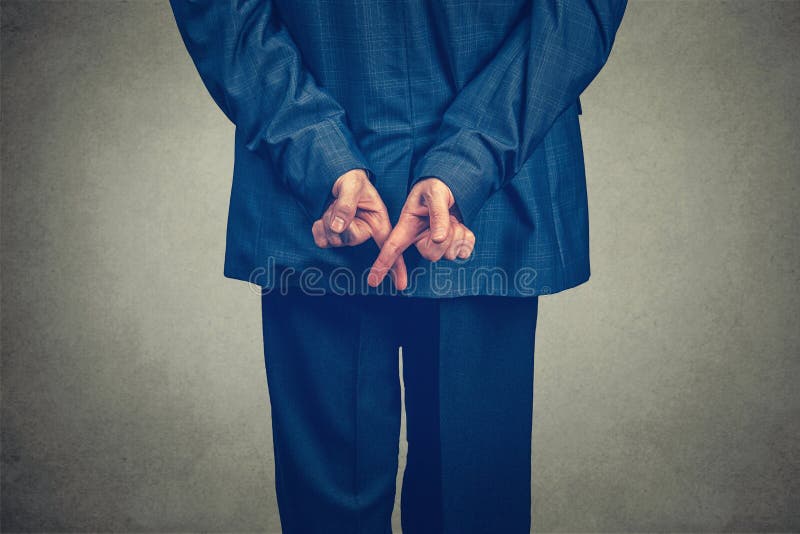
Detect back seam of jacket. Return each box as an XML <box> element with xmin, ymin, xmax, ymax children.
<box><xmin>400</xmin><ymin>4</ymin><xmax>418</xmax><ymax>192</ymax></box>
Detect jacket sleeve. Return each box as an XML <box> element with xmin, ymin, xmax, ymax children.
<box><xmin>410</xmin><ymin>0</ymin><xmax>628</xmax><ymax>225</ymax></box>
<box><xmin>169</xmin><ymin>0</ymin><xmax>374</xmax><ymax>221</ymax></box>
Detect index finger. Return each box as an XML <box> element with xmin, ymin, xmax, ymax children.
<box><xmin>366</xmin><ymin>206</ymin><xmax>408</xmax><ymax>290</ymax></box>
<box><xmin>368</xmin><ymin>213</ymin><xmax>420</xmax><ymax>287</ymax></box>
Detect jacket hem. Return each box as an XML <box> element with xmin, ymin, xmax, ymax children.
<box><xmin>223</xmin><ymin>260</ymin><xmax>591</xmax><ymax>299</ymax></box>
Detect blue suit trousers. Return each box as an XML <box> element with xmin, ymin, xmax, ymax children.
<box><xmin>261</xmin><ymin>291</ymin><xmax>538</xmax><ymax>533</ymax></box>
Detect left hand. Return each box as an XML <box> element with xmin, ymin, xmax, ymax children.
<box><xmin>312</xmin><ymin>169</ymin><xmax>408</xmax><ymax>290</ymax></box>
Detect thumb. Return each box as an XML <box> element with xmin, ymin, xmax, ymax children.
<box><xmin>426</xmin><ymin>185</ymin><xmax>451</xmax><ymax>243</ymax></box>
<box><xmin>328</xmin><ymin>175</ymin><xmax>361</xmax><ymax>233</ymax></box>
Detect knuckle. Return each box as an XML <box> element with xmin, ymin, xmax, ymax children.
<box><xmin>374</xmin><ymin>259</ymin><xmax>391</xmax><ymax>272</ymax></box>
<box><xmin>385</xmin><ymin>241</ymin><xmax>402</xmax><ymax>256</ymax></box>
<box><xmin>336</xmin><ymin>201</ymin><xmax>356</xmax><ymax>215</ymax></box>
<box><xmin>418</xmin><ymin>247</ymin><xmax>436</xmax><ymax>261</ymax></box>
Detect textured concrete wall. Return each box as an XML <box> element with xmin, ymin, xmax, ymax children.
<box><xmin>2</xmin><ymin>1</ymin><xmax>798</xmax><ymax>532</ymax></box>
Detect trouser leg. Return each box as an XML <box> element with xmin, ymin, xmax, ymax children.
<box><xmin>260</xmin><ymin>291</ymin><xmax>402</xmax><ymax>534</ymax></box>
<box><xmin>399</xmin><ymin>298</ymin><xmax>443</xmax><ymax>534</ymax></box>
<box><xmin>400</xmin><ymin>296</ymin><xmax>539</xmax><ymax>534</ymax></box>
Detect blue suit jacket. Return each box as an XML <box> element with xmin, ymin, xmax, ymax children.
<box><xmin>170</xmin><ymin>0</ymin><xmax>627</xmax><ymax>297</ymax></box>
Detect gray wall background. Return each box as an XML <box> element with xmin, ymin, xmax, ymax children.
<box><xmin>1</xmin><ymin>1</ymin><xmax>798</xmax><ymax>532</ymax></box>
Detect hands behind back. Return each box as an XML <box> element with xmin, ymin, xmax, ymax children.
<box><xmin>313</xmin><ymin>172</ymin><xmax>475</xmax><ymax>291</ymax></box>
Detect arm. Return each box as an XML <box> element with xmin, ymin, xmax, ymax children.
<box><xmin>410</xmin><ymin>0</ymin><xmax>628</xmax><ymax>225</ymax></box>
<box><xmin>169</xmin><ymin>0</ymin><xmax>374</xmax><ymax>221</ymax></box>
<box><xmin>368</xmin><ymin>0</ymin><xmax>627</xmax><ymax>286</ymax></box>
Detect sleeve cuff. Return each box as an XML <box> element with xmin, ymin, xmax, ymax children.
<box><xmin>283</xmin><ymin>116</ymin><xmax>376</xmax><ymax>221</ymax></box>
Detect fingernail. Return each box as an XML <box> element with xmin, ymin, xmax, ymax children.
<box><xmin>331</xmin><ymin>216</ymin><xmax>345</xmax><ymax>233</ymax></box>
<box><xmin>368</xmin><ymin>273</ymin><xmax>379</xmax><ymax>286</ymax></box>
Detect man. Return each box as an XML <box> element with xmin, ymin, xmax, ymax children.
<box><xmin>169</xmin><ymin>1</ymin><xmax>627</xmax><ymax>532</ymax></box>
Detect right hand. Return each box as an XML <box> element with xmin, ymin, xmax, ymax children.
<box><xmin>368</xmin><ymin>177</ymin><xmax>475</xmax><ymax>288</ymax></box>
<box><xmin>312</xmin><ymin>169</ymin><xmax>408</xmax><ymax>290</ymax></box>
